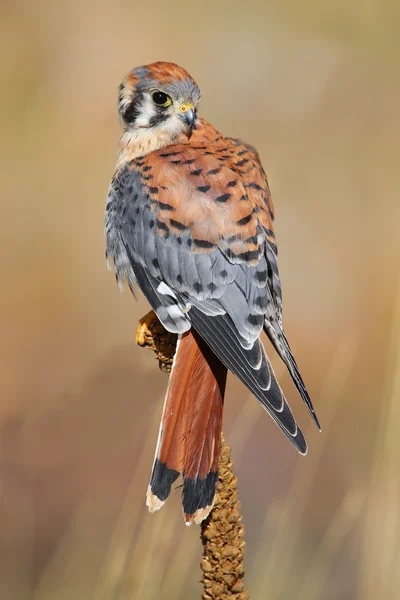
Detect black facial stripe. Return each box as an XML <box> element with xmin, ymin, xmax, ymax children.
<box><xmin>121</xmin><ymin>92</ymin><xmax>171</xmax><ymax>128</ymax></box>
<box><xmin>149</xmin><ymin>112</ymin><xmax>169</xmax><ymax>128</ymax></box>
<box><xmin>120</xmin><ymin>94</ymin><xmax>143</xmax><ymax>124</ymax></box>
<box><xmin>149</xmin><ymin>101</ymin><xmax>172</xmax><ymax>127</ymax></box>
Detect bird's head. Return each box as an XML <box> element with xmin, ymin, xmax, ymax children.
<box><xmin>118</xmin><ymin>62</ymin><xmax>200</xmax><ymax>145</ymax></box>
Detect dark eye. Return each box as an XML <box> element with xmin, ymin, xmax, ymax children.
<box><xmin>152</xmin><ymin>91</ymin><xmax>172</xmax><ymax>107</ymax></box>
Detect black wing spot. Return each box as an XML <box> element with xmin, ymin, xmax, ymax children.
<box><xmin>236</xmin><ymin>158</ymin><xmax>250</xmax><ymax>167</ymax></box>
<box><xmin>240</xmin><ymin>249</ymin><xmax>260</xmax><ymax>262</ymax></box>
<box><xmin>236</xmin><ymin>213</ymin><xmax>253</xmax><ymax>226</ymax></box>
<box><xmin>255</xmin><ymin>295</ymin><xmax>268</xmax><ymax>309</ymax></box>
<box><xmin>197</xmin><ymin>185</ymin><xmax>211</xmax><ymax>193</ymax></box>
<box><xmin>183</xmin><ymin>158</ymin><xmax>196</xmax><ymax>165</ymax></box>
<box><xmin>193</xmin><ymin>282</ymin><xmax>203</xmax><ymax>293</ymax></box>
<box><xmin>191</xmin><ymin>169</ymin><xmax>203</xmax><ymax>176</ymax></box>
<box><xmin>149</xmin><ymin>187</ymin><xmax>159</xmax><ymax>195</ymax></box>
<box><xmin>248</xmin><ymin>314</ymin><xmax>263</xmax><ymax>326</ymax></box>
<box><xmin>159</xmin><ymin>151</ymin><xmax>181</xmax><ymax>157</ymax></box>
<box><xmin>142</xmin><ymin>165</ymin><xmax>152</xmax><ymax>172</ymax></box>
<box><xmin>193</xmin><ymin>239</ymin><xmax>215</xmax><ymax>249</ymax></box>
<box><xmin>255</xmin><ymin>270</ymin><xmax>267</xmax><ymax>283</ymax></box>
<box><xmin>170</xmin><ymin>219</ymin><xmax>188</xmax><ymax>231</ymax></box>
<box><xmin>226</xmin><ymin>179</ymin><xmax>237</xmax><ymax>187</ymax></box>
<box><xmin>156</xmin><ymin>219</ymin><xmax>169</xmax><ymax>233</ymax></box>
<box><xmin>208</xmin><ymin>282</ymin><xmax>218</xmax><ymax>293</ymax></box>
<box><xmin>245</xmin><ymin>182</ymin><xmax>263</xmax><ymax>191</ymax></box>
<box><xmin>245</xmin><ymin>234</ymin><xmax>258</xmax><ymax>244</ymax></box>
<box><xmin>226</xmin><ymin>249</ymin><xmax>259</xmax><ymax>263</ymax></box>
<box><xmin>214</xmin><ymin>193</ymin><xmax>231</xmax><ymax>203</ymax></box>
<box><xmin>159</xmin><ymin>201</ymin><xmax>174</xmax><ymax>211</ymax></box>
<box><xmin>207</xmin><ymin>167</ymin><xmax>221</xmax><ymax>175</ymax></box>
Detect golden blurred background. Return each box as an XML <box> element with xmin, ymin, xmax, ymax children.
<box><xmin>1</xmin><ymin>1</ymin><xmax>399</xmax><ymax>598</ymax></box>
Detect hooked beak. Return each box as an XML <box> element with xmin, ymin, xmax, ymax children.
<box><xmin>178</xmin><ymin>103</ymin><xmax>196</xmax><ymax>138</ymax></box>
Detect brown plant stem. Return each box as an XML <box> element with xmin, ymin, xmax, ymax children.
<box><xmin>136</xmin><ymin>310</ymin><xmax>249</xmax><ymax>599</ymax></box>
<box><xmin>200</xmin><ymin>435</ymin><xmax>249</xmax><ymax>599</ymax></box>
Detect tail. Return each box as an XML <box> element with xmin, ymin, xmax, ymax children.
<box><xmin>146</xmin><ymin>329</ymin><xmax>227</xmax><ymax>525</ymax></box>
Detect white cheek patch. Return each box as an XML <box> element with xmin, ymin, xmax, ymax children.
<box><xmin>118</xmin><ymin>97</ymin><xmax>189</xmax><ymax>165</ymax></box>
<box><xmin>135</xmin><ymin>96</ymin><xmax>157</xmax><ymax>128</ymax></box>
<box><xmin>160</xmin><ymin>115</ymin><xmax>186</xmax><ymax>138</ymax></box>
<box><xmin>134</xmin><ymin>97</ymin><xmax>185</xmax><ymax>139</ymax></box>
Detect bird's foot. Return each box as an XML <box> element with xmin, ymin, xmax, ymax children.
<box><xmin>136</xmin><ymin>310</ymin><xmax>158</xmax><ymax>346</ymax></box>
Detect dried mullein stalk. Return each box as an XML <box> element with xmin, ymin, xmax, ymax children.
<box><xmin>136</xmin><ymin>311</ymin><xmax>249</xmax><ymax>598</ymax></box>
<box><xmin>200</xmin><ymin>435</ymin><xmax>249</xmax><ymax>599</ymax></box>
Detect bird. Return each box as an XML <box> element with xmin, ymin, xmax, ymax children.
<box><xmin>105</xmin><ymin>61</ymin><xmax>320</xmax><ymax>525</ymax></box>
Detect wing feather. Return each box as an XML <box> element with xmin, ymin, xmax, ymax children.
<box><xmin>106</xmin><ymin>128</ymin><xmax>319</xmax><ymax>452</ymax></box>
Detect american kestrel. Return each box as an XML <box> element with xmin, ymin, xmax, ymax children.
<box><xmin>106</xmin><ymin>62</ymin><xmax>320</xmax><ymax>525</ymax></box>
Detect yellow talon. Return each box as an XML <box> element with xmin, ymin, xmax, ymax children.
<box><xmin>136</xmin><ymin>310</ymin><xmax>157</xmax><ymax>346</ymax></box>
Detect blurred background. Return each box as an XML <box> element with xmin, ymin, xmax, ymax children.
<box><xmin>1</xmin><ymin>1</ymin><xmax>399</xmax><ymax>598</ymax></box>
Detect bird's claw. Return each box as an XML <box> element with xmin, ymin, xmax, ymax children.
<box><xmin>136</xmin><ymin>310</ymin><xmax>158</xmax><ymax>346</ymax></box>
